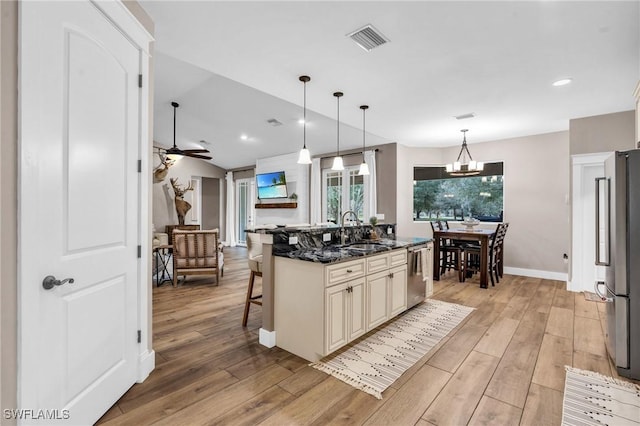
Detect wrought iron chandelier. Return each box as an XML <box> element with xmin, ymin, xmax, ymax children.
<box><xmin>445</xmin><ymin>129</ymin><xmax>484</xmax><ymax>176</ymax></box>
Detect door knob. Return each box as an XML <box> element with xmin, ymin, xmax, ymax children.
<box><xmin>42</xmin><ymin>275</ymin><xmax>75</xmax><ymax>290</ymax></box>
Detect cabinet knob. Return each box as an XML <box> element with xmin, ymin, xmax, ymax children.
<box><xmin>346</xmin><ymin>269</ymin><xmax>353</xmax><ymax>273</ymax></box>
<box><xmin>389</xmin><ymin>272</ymin><xmax>394</xmax><ymax>278</ymax></box>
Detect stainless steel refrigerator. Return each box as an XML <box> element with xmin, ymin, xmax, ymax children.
<box><xmin>594</xmin><ymin>149</ymin><xmax>640</xmax><ymax>380</ymax></box>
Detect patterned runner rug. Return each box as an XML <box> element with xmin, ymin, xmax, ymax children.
<box><xmin>310</xmin><ymin>299</ymin><xmax>474</xmax><ymax>399</ymax></box>
<box><xmin>562</xmin><ymin>366</ymin><xmax>640</xmax><ymax>425</ymax></box>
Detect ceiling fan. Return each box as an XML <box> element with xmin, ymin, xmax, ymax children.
<box><xmin>162</xmin><ymin>101</ymin><xmax>212</xmax><ymax>160</ymax></box>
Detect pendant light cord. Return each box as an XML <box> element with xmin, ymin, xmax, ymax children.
<box><xmin>303</xmin><ymin>80</ymin><xmax>307</xmax><ymax>149</ymax></box>
<box><xmin>336</xmin><ymin>95</ymin><xmax>340</xmax><ymax>156</ymax></box>
<box><xmin>361</xmin><ymin>105</ymin><xmax>368</xmax><ymax>162</ymax></box>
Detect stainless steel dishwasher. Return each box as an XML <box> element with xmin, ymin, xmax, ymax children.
<box><xmin>407</xmin><ymin>243</ymin><xmax>429</xmax><ymax>308</ymax></box>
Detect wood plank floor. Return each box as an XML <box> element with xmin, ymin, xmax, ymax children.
<box><xmin>98</xmin><ymin>246</ymin><xmax>635</xmax><ymax>426</ymax></box>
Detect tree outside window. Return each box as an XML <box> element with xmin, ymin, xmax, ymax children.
<box><xmin>413</xmin><ymin>163</ymin><xmax>504</xmax><ymax>222</ymax></box>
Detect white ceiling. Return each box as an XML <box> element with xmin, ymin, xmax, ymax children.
<box><xmin>140</xmin><ymin>1</ymin><xmax>640</xmax><ymax>169</ymax></box>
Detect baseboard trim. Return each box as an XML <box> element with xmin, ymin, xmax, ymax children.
<box><xmin>137</xmin><ymin>349</ymin><xmax>155</xmax><ymax>383</ymax></box>
<box><xmin>504</xmin><ymin>267</ymin><xmax>568</xmax><ymax>282</ymax></box>
<box><xmin>259</xmin><ymin>328</ymin><xmax>276</xmax><ymax>348</ymax></box>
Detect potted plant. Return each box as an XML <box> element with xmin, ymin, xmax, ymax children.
<box><xmin>369</xmin><ymin>216</ymin><xmax>379</xmax><ymax>239</ymax></box>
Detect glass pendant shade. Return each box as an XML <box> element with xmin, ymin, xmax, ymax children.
<box><xmin>297</xmin><ymin>147</ymin><xmax>311</xmax><ymax>164</ymax></box>
<box><xmin>332</xmin><ymin>156</ymin><xmax>344</xmax><ymax>171</ymax></box>
<box><xmin>297</xmin><ymin>75</ymin><xmax>312</xmax><ymax>164</ymax></box>
<box><xmin>358</xmin><ymin>162</ymin><xmax>370</xmax><ymax>175</ymax></box>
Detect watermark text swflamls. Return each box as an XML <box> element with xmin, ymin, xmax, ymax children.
<box><xmin>3</xmin><ymin>409</ymin><xmax>70</xmax><ymax>420</ymax></box>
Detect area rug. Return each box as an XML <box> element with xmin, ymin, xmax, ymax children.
<box><xmin>562</xmin><ymin>366</ymin><xmax>640</xmax><ymax>425</ymax></box>
<box><xmin>584</xmin><ymin>291</ymin><xmax>606</xmax><ymax>303</ymax></box>
<box><xmin>310</xmin><ymin>299</ymin><xmax>474</xmax><ymax>399</ymax></box>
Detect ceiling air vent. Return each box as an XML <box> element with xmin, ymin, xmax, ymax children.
<box><xmin>267</xmin><ymin>118</ymin><xmax>283</xmax><ymax>127</ymax></box>
<box><xmin>347</xmin><ymin>24</ymin><xmax>389</xmax><ymax>52</ymax></box>
<box><xmin>454</xmin><ymin>113</ymin><xmax>476</xmax><ymax>120</ymax></box>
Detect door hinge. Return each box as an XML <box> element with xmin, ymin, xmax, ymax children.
<box><xmin>137</xmin><ymin>159</ymin><xmax>142</xmax><ymax>173</ymax></box>
<box><xmin>137</xmin><ymin>330</ymin><xmax>141</xmax><ymax>343</ymax></box>
<box><xmin>137</xmin><ymin>245</ymin><xmax>142</xmax><ymax>258</ymax></box>
<box><xmin>138</xmin><ymin>74</ymin><xmax>143</xmax><ymax>88</ymax></box>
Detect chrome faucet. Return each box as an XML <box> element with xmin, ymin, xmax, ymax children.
<box><xmin>340</xmin><ymin>210</ymin><xmax>361</xmax><ymax>245</ymax></box>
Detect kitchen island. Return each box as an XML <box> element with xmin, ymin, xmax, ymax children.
<box><xmin>250</xmin><ymin>224</ymin><xmax>432</xmax><ymax>362</ymax></box>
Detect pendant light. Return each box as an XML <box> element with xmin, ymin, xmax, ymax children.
<box><xmin>358</xmin><ymin>105</ymin><xmax>370</xmax><ymax>176</ymax></box>
<box><xmin>297</xmin><ymin>75</ymin><xmax>312</xmax><ymax>164</ymax></box>
<box><xmin>445</xmin><ymin>129</ymin><xmax>484</xmax><ymax>176</ymax></box>
<box><xmin>331</xmin><ymin>91</ymin><xmax>344</xmax><ymax>171</ymax></box>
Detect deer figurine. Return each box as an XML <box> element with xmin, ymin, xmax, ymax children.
<box><xmin>170</xmin><ymin>178</ymin><xmax>194</xmax><ymax>225</ymax></box>
<box><xmin>153</xmin><ymin>152</ymin><xmax>174</xmax><ymax>183</ymax></box>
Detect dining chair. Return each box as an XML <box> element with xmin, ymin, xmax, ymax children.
<box><xmin>431</xmin><ymin>221</ymin><xmax>465</xmax><ymax>282</ymax></box>
<box><xmin>464</xmin><ymin>223</ymin><xmax>508</xmax><ymax>286</ymax></box>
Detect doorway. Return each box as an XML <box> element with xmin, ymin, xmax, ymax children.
<box><xmin>202</xmin><ymin>177</ymin><xmax>221</xmax><ymax>231</ymax></box>
<box><xmin>236</xmin><ymin>178</ymin><xmax>255</xmax><ymax>245</ymax></box>
<box><xmin>570</xmin><ymin>152</ymin><xmax>609</xmax><ymax>292</ymax></box>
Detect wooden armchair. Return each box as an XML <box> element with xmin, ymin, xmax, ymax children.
<box><xmin>171</xmin><ymin>229</ymin><xmax>223</xmax><ymax>287</ymax></box>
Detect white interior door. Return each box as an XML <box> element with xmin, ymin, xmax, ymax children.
<box><xmin>19</xmin><ymin>2</ymin><xmax>145</xmax><ymax>423</ymax></box>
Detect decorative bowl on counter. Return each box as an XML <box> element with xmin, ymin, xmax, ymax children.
<box><xmin>461</xmin><ymin>218</ymin><xmax>480</xmax><ymax>230</ymax></box>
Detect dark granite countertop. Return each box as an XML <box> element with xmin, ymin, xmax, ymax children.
<box><xmin>275</xmin><ymin>237</ymin><xmax>432</xmax><ymax>264</ymax></box>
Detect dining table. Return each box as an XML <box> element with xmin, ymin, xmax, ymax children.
<box><xmin>432</xmin><ymin>228</ymin><xmax>497</xmax><ymax>288</ymax></box>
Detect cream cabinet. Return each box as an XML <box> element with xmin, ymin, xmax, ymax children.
<box><xmin>366</xmin><ymin>262</ymin><xmax>407</xmax><ymax>329</ymax></box>
<box><xmin>325</xmin><ymin>277</ymin><xmax>365</xmax><ymax>353</ymax></box>
<box><xmin>274</xmin><ymin>248</ymin><xmax>409</xmax><ymax>362</ymax></box>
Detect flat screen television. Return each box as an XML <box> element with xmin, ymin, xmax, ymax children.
<box><xmin>256</xmin><ymin>170</ymin><xmax>288</xmax><ymax>199</ymax></box>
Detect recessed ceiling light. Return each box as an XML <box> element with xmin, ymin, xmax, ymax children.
<box><xmin>552</xmin><ymin>78</ymin><xmax>572</xmax><ymax>87</ymax></box>
<box><xmin>240</xmin><ymin>134</ymin><xmax>248</xmax><ymax>141</ymax></box>
<box><xmin>298</xmin><ymin>118</ymin><xmax>305</xmax><ymax>125</ymax></box>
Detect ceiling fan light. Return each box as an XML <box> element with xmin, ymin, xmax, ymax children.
<box><xmin>358</xmin><ymin>162</ymin><xmax>370</xmax><ymax>176</ymax></box>
<box><xmin>332</xmin><ymin>156</ymin><xmax>344</xmax><ymax>171</ymax></box>
<box><xmin>297</xmin><ymin>147</ymin><xmax>311</xmax><ymax>164</ymax></box>
<box><xmin>166</xmin><ymin>153</ymin><xmax>182</xmax><ymax>161</ymax></box>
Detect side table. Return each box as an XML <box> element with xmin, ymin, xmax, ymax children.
<box><xmin>153</xmin><ymin>244</ymin><xmax>173</xmax><ymax>286</ymax></box>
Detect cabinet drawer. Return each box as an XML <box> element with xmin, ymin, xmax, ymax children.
<box><xmin>389</xmin><ymin>249</ymin><xmax>407</xmax><ymax>267</ymax></box>
<box><xmin>326</xmin><ymin>259</ymin><xmax>365</xmax><ymax>287</ymax></box>
<box><xmin>366</xmin><ymin>252</ymin><xmax>390</xmax><ymax>274</ymax></box>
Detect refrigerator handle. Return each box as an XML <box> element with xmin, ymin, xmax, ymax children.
<box><xmin>594</xmin><ymin>281</ymin><xmax>612</xmax><ymax>302</ymax></box>
<box><xmin>595</xmin><ymin>177</ymin><xmax>610</xmax><ymax>266</ymax></box>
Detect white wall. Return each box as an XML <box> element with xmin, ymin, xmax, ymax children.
<box><xmin>397</xmin><ymin>131</ymin><xmax>570</xmax><ymax>277</ymax></box>
<box><xmin>152</xmin><ymin>155</ymin><xmax>226</xmax><ymax>236</ymax></box>
<box><xmin>255</xmin><ymin>152</ymin><xmax>309</xmax><ymax>226</ymax></box>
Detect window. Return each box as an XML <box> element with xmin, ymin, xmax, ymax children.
<box><xmin>413</xmin><ymin>163</ymin><xmax>504</xmax><ymax>222</ymax></box>
<box><xmin>322</xmin><ymin>166</ymin><xmax>366</xmax><ymax>223</ymax></box>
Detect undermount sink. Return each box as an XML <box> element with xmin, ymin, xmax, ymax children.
<box><xmin>347</xmin><ymin>243</ymin><xmax>384</xmax><ymax>251</ymax></box>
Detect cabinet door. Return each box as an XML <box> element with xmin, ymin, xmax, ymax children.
<box><xmin>367</xmin><ymin>270</ymin><xmax>389</xmax><ymax>330</ymax></box>
<box><xmin>348</xmin><ymin>278</ymin><xmax>366</xmax><ymax>341</ymax></box>
<box><xmin>389</xmin><ymin>265</ymin><xmax>408</xmax><ymax>317</ymax></box>
<box><xmin>325</xmin><ymin>283</ymin><xmax>348</xmax><ymax>353</ymax></box>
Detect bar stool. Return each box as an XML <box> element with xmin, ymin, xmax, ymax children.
<box><xmin>242</xmin><ymin>232</ymin><xmax>263</xmax><ymax>327</ymax></box>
